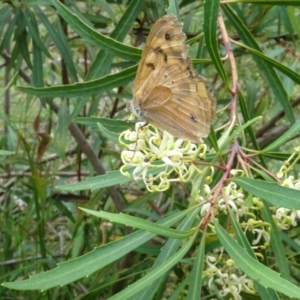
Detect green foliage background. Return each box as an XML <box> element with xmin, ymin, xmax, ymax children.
<box><xmin>0</xmin><ymin>0</ymin><xmax>300</xmax><ymax>299</ymax></box>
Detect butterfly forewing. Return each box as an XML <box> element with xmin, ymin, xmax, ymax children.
<box><xmin>134</xmin><ymin>15</ymin><xmax>188</xmax><ymax>92</ymax></box>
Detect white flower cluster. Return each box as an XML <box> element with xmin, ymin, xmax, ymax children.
<box><xmin>275</xmin><ymin>146</ymin><xmax>300</xmax><ymax>230</ymax></box>
<box><xmin>200</xmin><ymin>182</ymin><xmax>270</xmax><ymax>247</ymax></box>
<box><xmin>274</xmin><ymin>175</ymin><xmax>300</xmax><ymax>230</ymax></box>
<box><xmin>120</xmin><ymin>123</ymin><xmax>208</xmax><ymax>192</ymax></box>
<box><xmin>275</xmin><ymin>207</ymin><xmax>300</xmax><ymax>229</ymax></box>
<box><xmin>205</xmin><ymin>254</ymin><xmax>254</xmax><ymax>300</ymax></box>
<box><xmin>217</xmin><ymin>182</ymin><xmax>247</xmax><ymax>221</ymax></box>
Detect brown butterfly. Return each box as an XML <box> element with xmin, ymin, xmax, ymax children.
<box><xmin>128</xmin><ymin>15</ymin><xmax>216</xmax><ymax>143</ymax></box>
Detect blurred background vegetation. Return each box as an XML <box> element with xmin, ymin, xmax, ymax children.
<box><xmin>1</xmin><ymin>0</ymin><xmax>300</xmax><ymax>299</ymax></box>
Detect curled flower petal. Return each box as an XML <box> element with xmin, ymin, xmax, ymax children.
<box><xmin>120</xmin><ymin>123</ymin><xmax>211</xmax><ymax>192</ymax></box>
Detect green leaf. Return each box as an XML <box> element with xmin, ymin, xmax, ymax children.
<box><xmin>56</xmin><ymin>169</ymin><xmax>134</xmax><ymax>191</ymax></box>
<box><xmin>0</xmin><ymin>150</ymin><xmax>14</xmax><ymax>156</ymax></box>
<box><xmin>260</xmin><ymin>152</ymin><xmax>296</xmax><ymax>162</ymax></box>
<box><xmin>232</xmin><ymin>177</ymin><xmax>300</xmax><ymax>209</ymax></box>
<box><xmin>281</xmin><ymin>231</ymin><xmax>300</xmax><ymax>253</ymax></box>
<box><xmin>94</xmin><ymin>0</ymin><xmax>117</xmax><ymax>23</ymax></box>
<box><xmin>0</xmin><ymin>72</ymin><xmax>18</xmax><ymax>99</ymax></box>
<box><xmin>2</xmin><ymin>209</ymin><xmax>193</xmax><ymax>291</ymax></box>
<box><xmin>186</xmin><ymin>231</ymin><xmax>206</xmax><ymax>299</ymax></box>
<box><xmin>0</xmin><ymin>5</ymin><xmax>12</xmax><ymax>25</ymax></box>
<box><xmin>133</xmin><ymin>207</ymin><xmax>201</xmax><ymax>299</ymax></box>
<box><xmin>32</xmin><ymin>20</ymin><xmax>44</xmax><ymax>87</ymax></box>
<box><xmin>215</xmin><ymin>220</ymin><xmax>300</xmax><ymax>298</ymax></box>
<box><xmin>75</xmin><ymin>117</ymin><xmax>135</xmax><ymax>134</ymax></box>
<box><xmin>238</xmin><ymin>92</ymin><xmax>267</xmax><ymax>168</ymax></box>
<box><xmin>35</xmin><ymin>6</ymin><xmax>78</xmax><ymax>82</ymax></box>
<box><xmin>108</xmin><ymin>232</ymin><xmax>197</xmax><ymax>300</ymax></box>
<box><xmin>232</xmin><ymin>40</ymin><xmax>300</xmax><ymax>85</ymax></box>
<box><xmin>97</xmin><ymin>122</ymin><xmax>119</xmax><ymax>144</ymax></box>
<box><xmin>50</xmin><ymin>0</ymin><xmax>141</xmax><ymax>61</ymax></box>
<box><xmin>0</xmin><ymin>5</ymin><xmax>13</xmax><ymax>46</ymax></box>
<box><xmin>0</xmin><ymin>10</ymin><xmax>16</xmax><ymax>52</ymax></box>
<box><xmin>82</xmin><ymin>12</ymin><xmax>111</xmax><ymax>28</ymax></box>
<box><xmin>80</xmin><ymin>208</ymin><xmax>195</xmax><ymax>239</ymax></box>
<box><xmin>86</xmin><ymin>0</ymin><xmax>144</xmax><ymax>80</ymax></box>
<box><xmin>24</xmin><ymin>8</ymin><xmax>51</xmax><ymax>59</ymax></box>
<box><xmin>17</xmin><ymin>65</ymin><xmax>136</xmax><ymax>98</ymax></box>
<box><xmin>262</xmin><ymin>119</ymin><xmax>300</xmax><ymax>152</ymax></box>
<box><xmin>223</xmin><ymin>5</ymin><xmax>295</xmax><ymax>124</ymax></box>
<box><xmin>17</xmin><ymin>12</ymin><xmax>32</xmax><ymax>69</ymax></box>
<box><xmin>204</xmin><ymin>0</ymin><xmax>228</xmax><ymax>85</ymax></box>
<box><xmin>277</xmin><ymin>6</ymin><xmax>295</xmax><ymax>43</ymax></box>
<box><xmin>287</xmin><ymin>6</ymin><xmax>300</xmax><ymax>41</ymax></box>
<box><xmin>167</xmin><ymin>0</ymin><xmax>180</xmax><ymax>16</ymax></box>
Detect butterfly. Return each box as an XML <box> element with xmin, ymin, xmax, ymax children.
<box><xmin>128</xmin><ymin>15</ymin><xmax>216</xmax><ymax>143</ymax></box>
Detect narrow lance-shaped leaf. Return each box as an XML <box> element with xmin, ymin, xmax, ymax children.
<box><xmin>108</xmin><ymin>233</ymin><xmax>197</xmax><ymax>300</ymax></box>
<box><xmin>262</xmin><ymin>119</ymin><xmax>300</xmax><ymax>152</ymax></box>
<box><xmin>232</xmin><ymin>40</ymin><xmax>300</xmax><ymax>85</ymax></box>
<box><xmin>50</xmin><ymin>0</ymin><xmax>141</xmax><ymax>61</ymax></box>
<box><xmin>24</xmin><ymin>8</ymin><xmax>51</xmax><ymax>59</ymax></box>
<box><xmin>35</xmin><ymin>6</ymin><xmax>78</xmax><ymax>82</ymax></box>
<box><xmin>2</xmin><ymin>208</ymin><xmax>195</xmax><ymax>291</ymax></box>
<box><xmin>232</xmin><ymin>177</ymin><xmax>300</xmax><ymax>209</ymax></box>
<box><xmin>80</xmin><ymin>208</ymin><xmax>195</xmax><ymax>239</ymax></box>
<box><xmin>204</xmin><ymin>0</ymin><xmax>228</xmax><ymax>85</ymax></box>
<box><xmin>86</xmin><ymin>0</ymin><xmax>144</xmax><ymax>80</ymax></box>
<box><xmin>17</xmin><ymin>65</ymin><xmax>137</xmax><ymax>98</ymax></box>
<box><xmin>215</xmin><ymin>221</ymin><xmax>300</xmax><ymax>298</ymax></box>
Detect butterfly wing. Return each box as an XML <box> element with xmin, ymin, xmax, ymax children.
<box><xmin>132</xmin><ymin>15</ymin><xmax>216</xmax><ymax>142</ymax></box>
<box><xmin>139</xmin><ymin>62</ymin><xmax>215</xmax><ymax>142</ymax></box>
<box><xmin>134</xmin><ymin>15</ymin><xmax>188</xmax><ymax>93</ymax></box>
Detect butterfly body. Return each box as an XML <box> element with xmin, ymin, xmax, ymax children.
<box><xmin>129</xmin><ymin>15</ymin><xmax>216</xmax><ymax>143</ymax></box>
